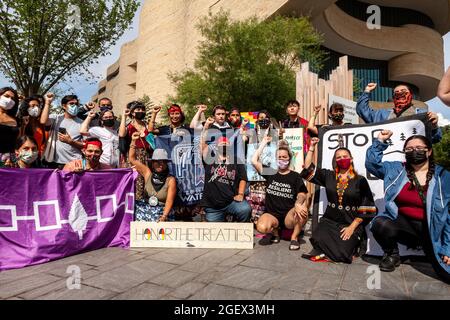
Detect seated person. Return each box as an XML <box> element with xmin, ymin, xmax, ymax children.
<box><xmin>301</xmin><ymin>137</ymin><xmax>377</xmax><ymax>263</ymax></box>
<box><xmin>251</xmin><ymin>136</ymin><xmax>308</xmax><ymax>250</ymax></box>
<box><xmin>199</xmin><ymin>117</ymin><xmax>251</xmax><ymax>222</ymax></box>
<box><xmin>129</xmin><ymin>132</ymin><xmax>176</xmax><ymax>222</ymax></box>
<box><xmin>64</xmin><ymin>138</ymin><xmax>112</xmax><ymax>172</ymax></box>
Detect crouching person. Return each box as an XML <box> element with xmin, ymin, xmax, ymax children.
<box><xmin>199</xmin><ymin>117</ymin><xmax>251</xmax><ymax>222</ymax></box>
<box><xmin>129</xmin><ymin>132</ymin><xmax>176</xmax><ymax>222</ymax></box>
<box><xmin>251</xmin><ymin>136</ymin><xmax>308</xmax><ymax>250</ymax></box>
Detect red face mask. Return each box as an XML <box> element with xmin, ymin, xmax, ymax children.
<box><xmin>336</xmin><ymin>158</ymin><xmax>351</xmax><ymax>170</ymax></box>
<box><xmin>393</xmin><ymin>91</ymin><xmax>412</xmax><ymax>115</ymax></box>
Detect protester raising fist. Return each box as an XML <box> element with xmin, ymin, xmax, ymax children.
<box><xmin>365</xmin><ymin>83</ymin><xmax>377</xmax><ymax>93</ymax></box>
<box><xmin>377</xmin><ymin>130</ymin><xmax>393</xmax><ymax>142</ymax></box>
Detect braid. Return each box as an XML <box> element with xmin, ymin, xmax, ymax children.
<box><xmin>405</xmin><ymin>163</ymin><xmax>416</xmax><ymax>190</ymax></box>
<box><xmin>425</xmin><ymin>154</ymin><xmax>435</xmax><ymax>190</ymax></box>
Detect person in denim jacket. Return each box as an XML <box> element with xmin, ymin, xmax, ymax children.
<box><xmin>357</xmin><ymin>83</ymin><xmax>442</xmax><ymax>144</ymax></box>
<box><xmin>366</xmin><ymin>130</ymin><xmax>450</xmax><ymax>283</ymax></box>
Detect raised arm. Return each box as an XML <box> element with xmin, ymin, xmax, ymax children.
<box><xmin>437</xmin><ymin>67</ymin><xmax>450</xmax><ymax>106</ymax></box>
<box><xmin>307</xmin><ymin>105</ymin><xmax>321</xmax><ymax>136</ymax></box>
<box><xmin>304</xmin><ymin>137</ymin><xmax>319</xmax><ymax>169</ymax></box>
<box><xmin>40</xmin><ymin>93</ymin><xmax>54</xmax><ymax>126</ymax></box>
<box><xmin>148</xmin><ymin>106</ymin><xmax>161</xmax><ymax>134</ymax></box>
<box><xmin>119</xmin><ymin>108</ymin><xmax>130</xmax><ymax>138</ymax></box>
<box><xmin>365</xmin><ymin>130</ymin><xmax>392</xmax><ymax>179</ymax></box>
<box><xmin>129</xmin><ymin>132</ymin><xmax>151</xmax><ymax>180</ymax></box>
<box><xmin>356</xmin><ymin>83</ymin><xmax>379</xmax><ymax>123</ymax></box>
<box><xmin>200</xmin><ymin>117</ymin><xmax>215</xmax><ymax>160</ymax></box>
<box><xmin>80</xmin><ymin>111</ymin><xmax>96</xmax><ymax>136</ymax></box>
<box><xmin>190</xmin><ymin>104</ymin><xmax>207</xmax><ymax>129</ymax></box>
<box><xmin>251</xmin><ymin>135</ymin><xmax>272</xmax><ymax>175</ymax></box>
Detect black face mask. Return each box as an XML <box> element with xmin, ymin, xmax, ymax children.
<box><xmin>329</xmin><ymin>113</ymin><xmax>344</xmax><ymax>122</ymax></box>
<box><xmin>103</xmin><ymin>119</ymin><xmax>115</xmax><ymax>127</ymax></box>
<box><xmin>134</xmin><ymin>112</ymin><xmax>146</xmax><ymax>120</ymax></box>
<box><xmin>258</xmin><ymin>118</ymin><xmax>270</xmax><ymax>129</ymax></box>
<box><xmin>405</xmin><ymin>150</ymin><xmax>428</xmax><ymax>165</ymax></box>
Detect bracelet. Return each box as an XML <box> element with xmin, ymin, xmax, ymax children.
<box><xmin>308</xmin><ymin>148</ymin><xmax>315</xmax><ymax>152</ymax></box>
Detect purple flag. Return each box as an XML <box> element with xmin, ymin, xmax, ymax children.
<box><xmin>0</xmin><ymin>168</ymin><xmax>136</xmax><ymax>271</ymax></box>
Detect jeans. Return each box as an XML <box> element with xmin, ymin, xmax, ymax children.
<box><xmin>204</xmin><ymin>200</ymin><xmax>252</xmax><ymax>222</ymax></box>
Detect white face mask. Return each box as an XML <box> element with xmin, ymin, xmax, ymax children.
<box><xmin>19</xmin><ymin>150</ymin><xmax>39</xmax><ymax>164</ymax></box>
<box><xmin>0</xmin><ymin>96</ymin><xmax>15</xmax><ymax>110</ymax></box>
<box><xmin>28</xmin><ymin>106</ymin><xmax>41</xmax><ymax>118</ymax></box>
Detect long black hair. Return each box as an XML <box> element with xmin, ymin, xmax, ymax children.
<box><xmin>403</xmin><ymin>135</ymin><xmax>435</xmax><ymax>190</ymax></box>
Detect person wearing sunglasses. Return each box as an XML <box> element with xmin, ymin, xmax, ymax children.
<box><xmin>357</xmin><ymin>83</ymin><xmax>442</xmax><ymax>143</ymax></box>
<box><xmin>366</xmin><ymin>130</ymin><xmax>450</xmax><ymax>283</ymax></box>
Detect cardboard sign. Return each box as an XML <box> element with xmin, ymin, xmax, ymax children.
<box><xmin>328</xmin><ymin>94</ymin><xmax>359</xmax><ymax>124</ymax></box>
<box><xmin>282</xmin><ymin>128</ymin><xmax>304</xmax><ymax>173</ymax></box>
<box><xmin>130</xmin><ymin>222</ymin><xmax>254</xmax><ymax>249</ymax></box>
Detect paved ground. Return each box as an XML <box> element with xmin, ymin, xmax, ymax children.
<box><xmin>1</xmin><ymin>224</ymin><xmax>450</xmax><ymax>300</ymax></box>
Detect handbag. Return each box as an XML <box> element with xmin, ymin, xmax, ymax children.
<box><xmin>42</xmin><ymin>115</ymin><xmax>63</xmax><ymax>163</ymax></box>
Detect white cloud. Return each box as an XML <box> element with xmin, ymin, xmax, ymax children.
<box><xmin>438</xmin><ymin>113</ymin><xmax>450</xmax><ymax>127</ymax></box>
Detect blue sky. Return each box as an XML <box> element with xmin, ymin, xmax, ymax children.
<box><xmin>1</xmin><ymin>3</ymin><xmax>449</xmax><ymax>121</ymax></box>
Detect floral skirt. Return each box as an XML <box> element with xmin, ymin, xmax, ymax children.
<box><xmin>134</xmin><ymin>200</ymin><xmax>175</xmax><ymax>222</ymax></box>
<box><xmin>124</xmin><ymin>148</ymin><xmax>151</xmax><ymax>201</ymax></box>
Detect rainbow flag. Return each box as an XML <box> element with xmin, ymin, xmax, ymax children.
<box><xmin>240</xmin><ymin>112</ymin><xmax>259</xmax><ymax>129</ymax></box>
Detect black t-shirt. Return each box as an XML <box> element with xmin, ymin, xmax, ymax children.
<box><xmin>201</xmin><ymin>159</ymin><xmax>248</xmax><ymax>209</ymax></box>
<box><xmin>262</xmin><ymin>171</ymin><xmax>308</xmax><ymax>218</ymax></box>
<box><xmin>157</xmin><ymin>124</ymin><xmax>189</xmax><ymax>136</ymax></box>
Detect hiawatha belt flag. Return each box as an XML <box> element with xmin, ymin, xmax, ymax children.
<box><xmin>0</xmin><ymin>169</ymin><xmax>137</xmax><ymax>271</ymax></box>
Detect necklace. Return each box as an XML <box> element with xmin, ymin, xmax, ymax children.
<box><xmin>336</xmin><ymin>169</ymin><xmax>354</xmax><ymax>208</ymax></box>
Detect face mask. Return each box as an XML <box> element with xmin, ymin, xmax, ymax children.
<box><xmin>100</xmin><ymin>106</ymin><xmax>112</xmax><ymax>113</ymax></box>
<box><xmin>405</xmin><ymin>150</ymin><xmax>428</xmax><ymax>165</ymax></box>
<box><xmin>329</xmin><ymin>113</ymin><xmax>344</xmax><ymax>122</ymax></box>
<box><xmin>19</xmin><ymin>150</ymin><xmax>38</xmax><ymax>164</ymax></box>
<box><xmin>102</xmin><ymin>119</ymin><xmax>115</xmax><ymax>127</ymax></box>
<box><xmin>86</xmin><ymin>155</ymin><xmax>100</xmax><ymax>164</ymax></box>
<box><xmin>0</xmin><ymin>96</ymin><xmax>15</xmax><ymax>110</ymax></box>
<box><xmin>67</xmin><ymin>104</ymin><xmax>79</xmax><ymax>116</ymax></box>
<box><xmin>152</xmin><ymin>171</ymin><xmax>169</xmax><ymax>185</ymax></box>
<box><xmin>336</xmin><ymin>158</ymin><xmax>352</xmax><ymax>170</ymax></box>
<box><xmin>277</xmin><ymin>159</ymin><xmax>290</xmax><ymax>170</ymax></box>
<box><xmin>134</xmin><ymin>112</ymin><xmax>146</xmax><ymax>120</ymax></box>
<box><xmin>28</xmin><ymin>106</ymin><xmax>41</xmax><ymax>118</ymax></box>
<box><xmin>393</xmin><ymin>91</ymin><xmax>412</xmax><ymax>115</ymax></box>
<box><xmin>258</xmin><ymin>118</ymin><xmax>271</xmax><ymax>129</ymax></box>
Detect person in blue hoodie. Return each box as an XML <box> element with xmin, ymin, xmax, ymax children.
<box><xmin>366</xmin><ymin>130</ymin><xmax>450</xmax><ymax>283</ymax></box>
<box><xmin>357</xmin><ymin>83</ymin><xmax>442</xmax><ymax>144</ymax></box>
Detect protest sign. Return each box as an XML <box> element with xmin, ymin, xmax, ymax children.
<box><xmin>282</xmin><ymin>128</ymin><xmax>304</xmax><ymax>172</ymax></box>
<box><xmin>315</xmin><ymin>114</ymin><xmax>431</xmax><ymax>256</ymax></box>
<box><xmin>131</xmin><ymin>222</ymin><xmax>254</xmax><ymax>249</ymax></box>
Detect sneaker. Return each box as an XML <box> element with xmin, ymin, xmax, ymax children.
<box><xmin>379</xmin><ymin>253</ymin><xmax>401</xmax><ymax>272</ymax></box>
<box><xmin>289</xmin><ymin>240</ymin><xmax>301</xmax><ymax>251</ymax></box>
<box><xmin>258</xmin><ymin>234</ymin><xmax>274</xmax><ymax>246</ymax></box>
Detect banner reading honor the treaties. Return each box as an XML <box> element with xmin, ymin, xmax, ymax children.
<box><xmin>0</xmin><ymin>169</ymin><xmax>136</xmax><ymax>271</ymax></box>
<box><xmin>315</xmin><ymin>114</ymin><xmax>432</xmax><ymax>256</ymax></box>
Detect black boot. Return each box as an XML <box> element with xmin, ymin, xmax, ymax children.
<box><xmin>379</xmin><ymin>250</ymin><xmax>401</xmax><ymax>272</ymax></box>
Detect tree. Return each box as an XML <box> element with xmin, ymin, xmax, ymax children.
<box><xmin>0</xmin><ymin>0</ymin><xmax>139</xmax><ymax>97</ymax></box>
<box><xmin>434</xmin><ymin>125</ymin><xmax>450</xmax><ymax>170</ymax></box>
<box><xmin>169</xmin><ymin>11</ymin><xmax>325</xmax><ymax>121</ymax></box>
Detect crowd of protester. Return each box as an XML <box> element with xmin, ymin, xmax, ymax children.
<box><xmin>0</xmin><ymin>81</ymin><xmax>449</xmax><ymax>283</ymax></box>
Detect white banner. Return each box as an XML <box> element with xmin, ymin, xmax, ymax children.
<box><xmin>316</xmin><ymin>114</ymin><xmax>430</xmax><ymax>256</ymax></box>
<box><xmin>282</xmin><ymin>128</ymin><xmax>304</xmax><ymax>173</ymax></box>
<box><xmin>131</xmin><ymin>222</ymin><xmax>254</xmax><ymax>249</ymax></box>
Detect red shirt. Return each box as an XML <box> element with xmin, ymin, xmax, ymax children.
<box><xmin>127</xmin><ymin>124</ymin><xmax>150</xmax><ymax>149</ymax></box>
<box><xmin>395</xmin><ymin>182</ymin><xmax>426</xmax><ymax>220</ymax></box>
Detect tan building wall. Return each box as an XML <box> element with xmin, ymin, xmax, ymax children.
<box><xmin>92</xmin><ymin>0</ymin><xmax>450</xmax><ymax>114</ymax></box>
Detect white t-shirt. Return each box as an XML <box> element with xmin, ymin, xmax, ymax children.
<box><xmin>88</xmin><ymin>126</ymin><xmax>120</xmax><ymax>168</ymax></box>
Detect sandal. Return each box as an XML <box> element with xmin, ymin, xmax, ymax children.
<box><xmin>289</xmin><ymin>240</ymin><xmax>300</xmax><ymax>250</ymax></box>
<box><xmin>271</xmin><ymin>235</ymin><xmax>281</xmax><ymax>244</ymax></box>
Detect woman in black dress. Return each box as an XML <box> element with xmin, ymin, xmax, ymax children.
<box><xmin>301</xmin><ymin>137</ymin><xmax>377</xmax><ymax>263</ymax></box>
